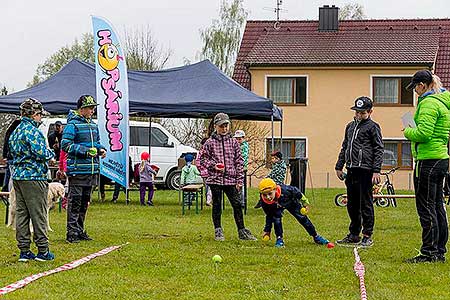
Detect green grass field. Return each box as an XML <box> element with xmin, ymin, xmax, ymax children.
<box><xmin>1</xmin><ymin>187</ymin><xmax>449</xmax><ymax>300</ymax></box>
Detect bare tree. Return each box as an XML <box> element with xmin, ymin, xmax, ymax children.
<box><xmin>124</xmin><ymin>26</ymin><xmax>172</xmax><ymax>71</ymax></box>
<box><xmin>339</xmin><ymin>3</ymin><xmax>366</xmax><ymax>20</ymax></box>
<box><xmin>28</xmin><ymin>27</ymin><xmax>173</xmax><ymax>87</ymax></box>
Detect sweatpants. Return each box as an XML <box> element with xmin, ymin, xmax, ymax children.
<box><xmin>345</xmin><ymin>168</ymin><xmax>374</xmax><ymax>237</ymax></box>
<box><xmin>139</xmin><ymin>181</ymin><xmax>154</xmax><ymax>204</ymax></box>
<box><xmin>414</xmin><ymin>159</ymin><xmax>449</xmax><ymax>257</ymax></box>
<box><xmin>13</xmin><ymin>180</ymin><xmax>49</xmax><ymax>253</ymax></box>
<box><xmin>210</xmin><ymin>184</ymin><xmax>245</xmax><ymax>230</ymax></box>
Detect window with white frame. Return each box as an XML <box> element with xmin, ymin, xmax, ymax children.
<box><xmin>267</xmin><ymin>77</ymin><xmax>307</xmax><ymax>104</ymax></box>
<box><xmin>382</xmin><ymin>140</ymin><xmax>412</xmax><ymax>169</ymax></box>
<box><xmin>266</xmin><ymin>138</ymin><xmax>307</xmax><ymax>161</ymax></box>
<box><xmin>373</xmin><ymin>77</ymin><xmax>413</xmax><ymax>105</ymax></box>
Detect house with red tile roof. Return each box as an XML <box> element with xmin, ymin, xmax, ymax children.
<box><xmin>233</xmin><ymin>5</ymin><xmax>450</xmax><ymax>189</ymax></box>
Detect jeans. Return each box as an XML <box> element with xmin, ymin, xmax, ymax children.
<box><xmin>414</xmin><ymin>159</ymin><xmax>449</xmax><ymax>256</ymax></box>
<box><xmin>345</xmin><ymin>168</ymin><xmax>374</xmax><ymax>237</ymax></box>
<box><xmin>112</xmin><ymin>182</ymin><xmax>127</xmax><ymax>200</ymax></box>
<box><xmin>262</xmin><ymin>203</ymin><xmax>283</xmax><ymax>238</ymax></box>
<box><xmin>262</xmin><ymin>200</ymin><xmax>317</xmax><ymax>238</ymax></box>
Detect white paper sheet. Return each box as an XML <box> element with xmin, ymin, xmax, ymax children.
<box><xmin>402</xmin><ymin>111</ymin><xmax>416</xmax><ymax>128</ymax></box>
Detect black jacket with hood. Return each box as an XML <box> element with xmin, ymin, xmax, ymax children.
<box><xmin>335</xmin><ymin>117</ymin><xmax>384</xmax><ymax>173</ymax></box>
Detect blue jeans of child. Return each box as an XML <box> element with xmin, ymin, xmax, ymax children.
<box><xmin>263</xmin><ymin>200</ymin><xmax>317</xmax><ymax>238</ymax></box>
<box><xmin>262</xmin><ymin>202</ymin><xmax>283</xmax><ymax>238</ymax></box>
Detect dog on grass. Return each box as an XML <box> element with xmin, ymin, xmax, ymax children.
<box><xmin>6</xmin><ymin>182</ymin><xmax>65</xmax><ymax>232</ymax></box>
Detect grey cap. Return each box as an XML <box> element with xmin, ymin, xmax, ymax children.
<box><xmin>214</xmin><ymin>113</ymin><xmax>230</xmax><ymax>125</ymax></box>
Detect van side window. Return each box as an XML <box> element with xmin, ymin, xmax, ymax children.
<box><xmin>130</xmin><ymin>127</ymin><xmax>170</xmax><ymax>147</ymax></box>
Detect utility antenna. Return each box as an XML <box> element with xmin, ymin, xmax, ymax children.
<box><xmin>263</xmin><ymin>0</ymin><xmax>285</xmax><ymax>22</ymax></box>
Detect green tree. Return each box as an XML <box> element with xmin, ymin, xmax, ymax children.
<box><xmin>339</xmin><ymin>3</ymin><xmax>366</xmax><ymax>20</ymax></box>
<box><xmin>28</xmin><ymin>33</ymin><xmax>94</xmax><ymax>87</ymax></box>
<box><xmin>199</xmin><ymin>0</ymin><xmax>248</xmax><ymax>76</ymax></box>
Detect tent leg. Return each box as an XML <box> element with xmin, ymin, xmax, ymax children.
<box><xmin>280</xmin><ymin>118</ymin><xmax>283</xmax><ymax>151</ymax></box>
<box><xmin>271</xmin><ymin>115</ymin><xmax>274</xmax><ymax>152</ymax></box>
<box><xmin>148</xmin><ymin>116</ymin><xmax>152</xmax><ymax>159</ymax></box>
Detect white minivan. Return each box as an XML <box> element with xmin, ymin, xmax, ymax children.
<box><xmin>40</xmin><ymin>118</ymin><xmax>197</xmax><ymax>189</ymax></box>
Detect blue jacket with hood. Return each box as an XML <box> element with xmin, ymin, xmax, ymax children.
<box><xmin>61</xmin><ymin>110</ymin><xmax>105</xmax><ymax>175</ymax></box>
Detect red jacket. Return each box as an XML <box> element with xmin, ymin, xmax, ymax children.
<box><xmin>200</xmin><ymin>132</ymin><xmax>244</xmax><ymax>186</ymax></box>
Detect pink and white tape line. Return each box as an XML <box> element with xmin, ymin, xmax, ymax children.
<box><xmin>353</xmin><ymin>247</ymin><xmax>368</xmax><ymax>300</ymax></box>
<box><xmin>0</xmin><ymin>243</ymin><xmax>128</xmax><ymax>296</ymax></box>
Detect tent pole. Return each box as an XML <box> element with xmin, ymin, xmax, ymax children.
<box><xmin>280</xmin><ymin>117</ymin><xmax>283</xmax><ymax>151</ymax></box>
<box><xmin>271</xmin><ymin>115</ymin><xmax>274</xmax><ymax>152</ymax></box>
<box><xmin>148</xmin><ymin>116</ymin><xmax>152</xmax><ymax>160</ymax></box>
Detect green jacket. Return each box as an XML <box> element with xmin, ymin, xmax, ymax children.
<box><xmin>181</xmin><ymin>164</ymin><xmax>202</xmax><ymax>185</ymax></box>
<box><xmin>404</xmin><ymin>90</ymin><xmax>450</xmax><ymax>160</ymax></box>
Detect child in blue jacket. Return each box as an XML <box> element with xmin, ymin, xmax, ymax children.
<box><xmin>258</xmin><ymin>178</ymin><xmax>332</xmax><ymax>248</ymax></box>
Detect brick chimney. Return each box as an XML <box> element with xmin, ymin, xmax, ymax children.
<box><xmin>319</xmin><ymin>5</ymin><xmax>339</xmax><ymax>31</ymax></box>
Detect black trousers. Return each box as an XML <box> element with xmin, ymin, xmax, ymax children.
<box><xmin>210</xmin><ymin>184</ymin><xmax>245</xmax><ymax>230</ymax></box>
<box><xmin>414</xmin><ymin>159</ymin><xmax>449</xmax><ymax>257</ymax></box>
<box><xmin>67</xmin><ymin>175</ymin><xmax>96</xmax><ymax>238</ymax></box>
<box><xmin>345</xmin><ymin>168</ymin><xmax>374</xmax><ymax>237</ymax></box>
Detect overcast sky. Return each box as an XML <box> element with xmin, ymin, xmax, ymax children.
<box><xmin>0</xmin><ymin>0</ymin><xmax>448</xmax><ymax>92</ymax></box>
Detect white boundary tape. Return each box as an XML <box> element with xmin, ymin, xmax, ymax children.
<box><xmin>353</xmin><ymin>247</ymin><xmax>368</xmax><ymax>300</ymax></box>
<box><xmin>0</xmin><ymin>243</ymin><xmax>128</xmax><ymax>296</ymax></box>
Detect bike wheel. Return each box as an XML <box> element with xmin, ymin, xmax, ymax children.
<box><xmin>386</xmin><ymin>184</ymin><xmax>396</xmax><ymax>207</ymax></box>
<box><xmin>334</xmin><ymin>193</ymin><xmax>348</xmax><ymax>207</ymax></box>
<box><xmin>375</xmin><ymin>193</ymin><xmax>390</xmax><ymax>208</ymax></box>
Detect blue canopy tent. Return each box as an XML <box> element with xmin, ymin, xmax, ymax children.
<box><xmin>0</xmin><ymin>59</ymin><xmax>282</xmax><ymax>121</ymax></box>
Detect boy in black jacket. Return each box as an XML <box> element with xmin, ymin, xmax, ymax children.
<box><xmin>335</xmin><ymin>96</ymin><xmax>384</xmax><ymax>248</ymax></box>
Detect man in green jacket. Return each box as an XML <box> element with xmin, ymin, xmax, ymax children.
<box><xmin>403</xmin><ymin>70</ymin><xmax>450</xmax><ymax>263</ymax></box>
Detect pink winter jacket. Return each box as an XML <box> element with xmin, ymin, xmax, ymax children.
<box><xmin>200</xmin><ymin>133</ymin><xmax>244</xmax><ymax>186</ymax></box>
<box><xmin>196</xmin><ymin>147</ymin><xmax>208</xmax><ymax>178</ymax></box>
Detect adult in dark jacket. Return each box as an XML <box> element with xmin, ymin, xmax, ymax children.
<box><xmin>200</xmin><ymin>113</ymin><xmax>256</xmax><ymax>241</ymax></box>
<box><xmin>47</xmin><ymin>120</ymin><xmax>64</xmax><ymax>160</ymax></box>
<box><xmin>2</xmin><ymin>119</ymin><xmax>21</xmax><ymax>192</ymax></box>
<box><xmin>335</xmin><ymin>96</ymin><xmax>383</xmax><ymax>248</ymax></box>
<box><xmin>61</xmin><ymin>95</ymin><xmax>106</xmax><ymax>243</ymax></box>
<box><xmin>403</xmin><ymin>70</ymin><xmax>450</xmax><ymax>263</ymax></box>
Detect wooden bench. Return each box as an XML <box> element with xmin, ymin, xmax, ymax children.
<box><xmin>179</xmin><ymin>184</ymin><xmax>204</xmax><ymax>215</ymax></box>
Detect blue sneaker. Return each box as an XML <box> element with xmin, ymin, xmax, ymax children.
<box><xmin>314</xmin><ymin>235</ymin><xmax>329</xmax><ymax>245</ymax></box>
<box><xmin>35</xmin><ymin>251</ymin><xmax>55</xmax><ymax>261</ymax></box>
<box><xmin>18</xmin><ymin>251</ymin><xmax>36</xmax><ymax>262</ymax></box>
<box><xmin>275</xmin><ymin>238</ymin><xmax>285</xmax><ymax>248</ymax></box>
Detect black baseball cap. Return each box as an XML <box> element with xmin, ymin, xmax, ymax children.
<box><xmin>55</xmin><ymin>121</ymin><xmax>63</xmax><ymax>126</ymax></box>
<box><xmin>406</xmin><ymin>70</ymin><xmax>433</xmax><ymax>91</ymax></box>
<box><xmin>351</xmin><ymin>96</ymin><xmax>373</xmax><ymax>111</ymax></box>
